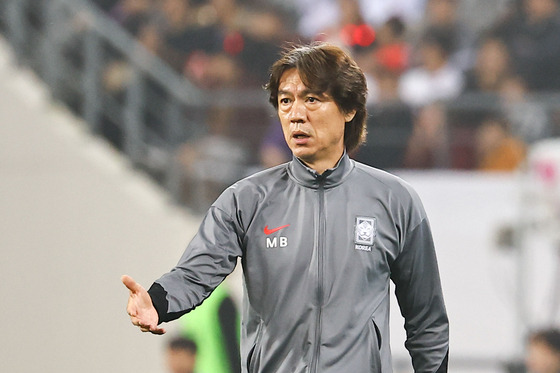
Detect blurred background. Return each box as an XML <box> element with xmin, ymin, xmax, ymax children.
<box><xmin>1</xmin><ymin>0</ymin><xmax>560</xmax><ymax>372</ymax></box>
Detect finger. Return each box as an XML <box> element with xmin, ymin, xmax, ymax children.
<box><xmin>137</xmin><ymin>321</ymin><xmax>165</xmax><ymax>334</ymax></box>
<box><xmin>150</xmin><ymin>325</ymin><xmax>166</xmax><ymax>335</ymax></box>
<box><xmin>121</xmin><ymin>275</ymin><xmax>142</xmax><ymax>293</ymax></box>
<box><xmin>126</xmin><ymin>295</ymin><xmax>137</xmax><ymax>317</ymax></box>
<box><xmin>130</xmin><ymin>317</ymin><xmax>142</xmax><ymax>327</ymax></box>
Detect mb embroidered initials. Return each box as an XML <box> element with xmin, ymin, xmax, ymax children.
<box><xmin>266</xmin><ymin>236</ymin><xmax>288</xmax><ymax>248</ymax></box>
<box><xmin>354</xmin><ymin>217</ymin><xmax>376</xmax><ymax>251</ymax></box>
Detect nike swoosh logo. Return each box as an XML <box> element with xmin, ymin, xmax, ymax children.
<box><xmin>264</xmin><ymin>224</ymin><xmax>290</xmax><ymax>235</ymax></box>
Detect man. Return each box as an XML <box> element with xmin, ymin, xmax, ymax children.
<box><xmin>178</xmin><ymin>283</ymin><xmax>241</xmax><ymax>373</ymax></box>
<box><xmin>123</xmin><ymin>42</ymin><xmax>449</xmax><ymax>372</ymax></box>
<box><xmin>165</xmin><ymin>336</ymin><xmax>198</xmax><ymax>373</ymax></box>
<box><xmin>526</xmin><ymin>328</ymin><xmax>560</xmax><ymax>373</ymax></box>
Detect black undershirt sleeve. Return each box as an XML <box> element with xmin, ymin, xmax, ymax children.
<box><xmin>147</xmin><ymin>282</ymin><xmax>188</xmax><ymax>324</ymax></box>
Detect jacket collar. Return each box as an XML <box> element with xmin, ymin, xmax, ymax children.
<box><xmin>287</xmin><ymin>151</ymin><xmax>354</xmax><ymax>189</ymax></box>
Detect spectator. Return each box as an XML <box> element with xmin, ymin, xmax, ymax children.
<box><xmin>399</xmin><ymin>27</ymin><xmax>464</xmax><ymax>107</ymax></box>
<box><xmin>372</xmin><ymin>16</ymin><xmax>410</xmax><ymax>74</ymax></box>
<box><xmin>454</xmin><ymin>33</ymin><xmax>512</xmax><ymax>147</ymax></box>
<box><xmin>499</xmin><ymin>74</ymin><xmax>551</xmax><ymax>144</ymax></box>
<box><xmin>181</xmin><ymin>0</ymin><xmax>287</xmax><ymax>87</ymax></box>
<box><xmin>412</xmin><ymin>0</ymin><xmax>476</xmax><ymax>70</ymax></box>
<box><xmin>357</xmin><ymin>16</ymin><xmax>410</xmax><ymax>105</ymax></box>
<box><xmin>184</xmin><ymin>50</ymin><xmax>241</xmax><ymax>89</ymax></box>
<box><xmin>314</xmin><ymin>0</ymin><xmax>375</xmax><ymax>51</ymax></box>
<box><xmin>173</xmin><ymin>106</ymin><xmax>249</xmax><ymax>212</ymax></box>
<box><xmin>233</xmin><ymin>5</ymin><xmax>292</xmax><ymax>86</ymax></box>
<box><xmin>165</xmin><ymin>336</ymin><xmax>198</xmax><ymax>373</ymax></box>
<box><xmin>463</xmin><ymin>33</ymin><xmax>512</xmax><ymax>94</ymax></box>
<box><xmin>291</xmin><ymin>0</ymin><xmax>426</xmax><ymax>40</ymax></box>
<box><xmin>152</xmin><ymin>0</ymin><xmax>221</xmax><ymax>74</ymax></box>
<box><xmin>108</xmin><ymin>0</ymin><xmax>154</xmax><ymax>36</ymax></box>
<box><xmin>354</xmin><ymin>66</ymin><xmax>414</xmax><ymax>170</ymax></box>
<box><xmin>474</xmin><ymin>115</ymin><xmax>526</xmax><ymax>171</ymax></box>
<box><xmin>178</xmin><ymin>284</ymin><xmax>241</xmax><ymax>373</ymax></box>
<box><xmin>498</xmin><ymin>0</ymin><xmax>560</xmax><ymax>91</ymax></box>
<box><xmin>526</xmin><ymin>328</ymin><xmax>560</xmax><ymax>373</ymax></box>
<box><xmin>290</xmin><ymin>0</ymin><xmax>345</xmax><ymax>40</ymax></box>
<box><xmin>359</xmin><ymin>0</ymin><xmax>427</xmax><ymax>28</ymax></box>
<box><xmin>403</xmin><ymin>102</ymin><xmax>449</xmax><ymax>168</ymax></box>
<box><xmin>456</xmin><ymin>0</ymin><xmax>511</xmax><ymax>38</ymax></box>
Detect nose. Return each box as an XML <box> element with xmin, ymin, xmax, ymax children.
<box><xmin>287</xmin><ymin>98</ymin><xmax>306</xmax><ymax>122</ymax></box>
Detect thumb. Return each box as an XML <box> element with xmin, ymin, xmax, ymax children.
<box><xmin>121</xmin><ymin>275</ymin><xmax>143</xmax><ymax>293</ymax></box>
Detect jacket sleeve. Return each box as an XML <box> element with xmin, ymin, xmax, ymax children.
<box><xmin>390</xmin><ymin>216</ymin><xmax>449</xmax><ymax>372</ymax></box>
<box><xmin>148</xmin><ymin>203</ymin><xmax>244</xmax><ymax>323</ymax></box>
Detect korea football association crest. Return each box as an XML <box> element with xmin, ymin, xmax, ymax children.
<box><xmin>354</xmin><ymin>216</ymin><xmax>376</xmax><ymax>251</ymax></box>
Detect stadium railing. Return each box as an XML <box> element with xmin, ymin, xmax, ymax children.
<box><xmin>0</xmin><ymin>0</ymin><xmax>268</xmax><ymax>208</ymax></box>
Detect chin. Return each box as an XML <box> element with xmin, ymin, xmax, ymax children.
<box><xmin>291</xmin><ymin>148</ymin><xmax>313</xmax><ymax>160</ymax></box>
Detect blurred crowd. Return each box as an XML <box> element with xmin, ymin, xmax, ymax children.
<box><xmin>37</xmin><ymin>0</ymin><xmax>560</xmax><ymax>208</ymax></box>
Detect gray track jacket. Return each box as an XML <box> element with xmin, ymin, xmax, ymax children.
<box><xmin>149</xmin><ymin>153</ymin><xmax>449</xmax><ymax>373</ymax></box>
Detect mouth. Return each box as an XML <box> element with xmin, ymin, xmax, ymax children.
<box><xmin>292</xmin><ymin>131</ymin><xmax>310</xmax><ymax>145</ymax></box>
<box><xmin>292</xmin><ymin>131</ymin><xmax>310</xmax><ymax>139</ymax></box>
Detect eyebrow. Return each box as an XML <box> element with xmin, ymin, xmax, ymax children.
<box><xmin>277</xmin><ymin>88</ymin><xmax>327</xmax><ymax>98</ymax></box>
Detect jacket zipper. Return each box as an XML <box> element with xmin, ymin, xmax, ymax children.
<box><xmin>311</xmin><ymin>181</ymin><xmax>326</xmax><ymax>373</ymax></box>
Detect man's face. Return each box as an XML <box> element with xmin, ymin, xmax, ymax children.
<box><xmin>524</xmin><ymin>0</ymin><xmax>557</xmax><ymax>22</ymax></box>
<box><xmin>276</xmin><ymin>68</ymin><xmax>355</xmax><ymax>172</ymax></box>
<box><xmin>166</xmin><ymin>348</ymin><xmax>196</xmax><ymax>373</ymax></box>
<box><xmin>526</xmin><ymin>340</ymin><xmax>560</xmax><ymax>373</ymax></box>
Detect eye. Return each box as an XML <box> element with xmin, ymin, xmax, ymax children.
<box><xmin>306</xmin><ymin>96</ymin><xmax>319</xmax><ymax>103</ymax></box>
<box><xmin>279</xmin><ymin>97</ymin><xmax>291</xmax><ymax>105</ymax></box>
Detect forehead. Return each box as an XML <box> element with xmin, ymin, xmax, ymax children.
<box><xmin>278</xmin><ymin>69</ymin><xmax>305</xmax><ymax>90</ymax></box>
<box><xmin>278</xmin><ymin>68</ymin><xmax>328</xmax><ymax>97</ymax></box>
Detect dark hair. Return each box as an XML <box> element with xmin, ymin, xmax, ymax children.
<box><xmin>386</xmin><ymin>16</ymin><xmax>406</xmax><ymax>38</ymax></box>
<box><xmin>530</xmin><ymin>329</ymin><xmax>560</xmax><ymax>353</ymax></box>
<box><xmin>421</xmin><ymin>27</ymin><xmax>456</xmax><ymax>57</ymax></box>
<box><xmin>265</xmin><ymin>42</ymin><xmax>368</xmax><ymax>152</ymax></box>
<box><xmin>168</xmin><ymin>336</ymin><xmax>197</xmax><ymax>354</ymax></box>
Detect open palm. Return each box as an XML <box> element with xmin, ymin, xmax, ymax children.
<box><xmin>122</xmin><ymin>275</ymin><xmax>166</xmax><ymax>335</ymax></box>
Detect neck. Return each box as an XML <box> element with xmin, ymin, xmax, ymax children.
<box><xmin>299</xmin><ymin>151</ymin><xmax>344</xmax><ymax>175</ymax></box>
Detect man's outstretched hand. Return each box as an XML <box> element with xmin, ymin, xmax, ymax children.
<box><xmin>121</xmin><ymin>275</ymin><xmax>166</xmax><ymax>335</ymax></box>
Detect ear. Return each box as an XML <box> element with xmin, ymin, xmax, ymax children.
<box><xmin>344</xmin><ymin>110</ymin><xmax>356</xmax><ymax>123</ymax></box>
